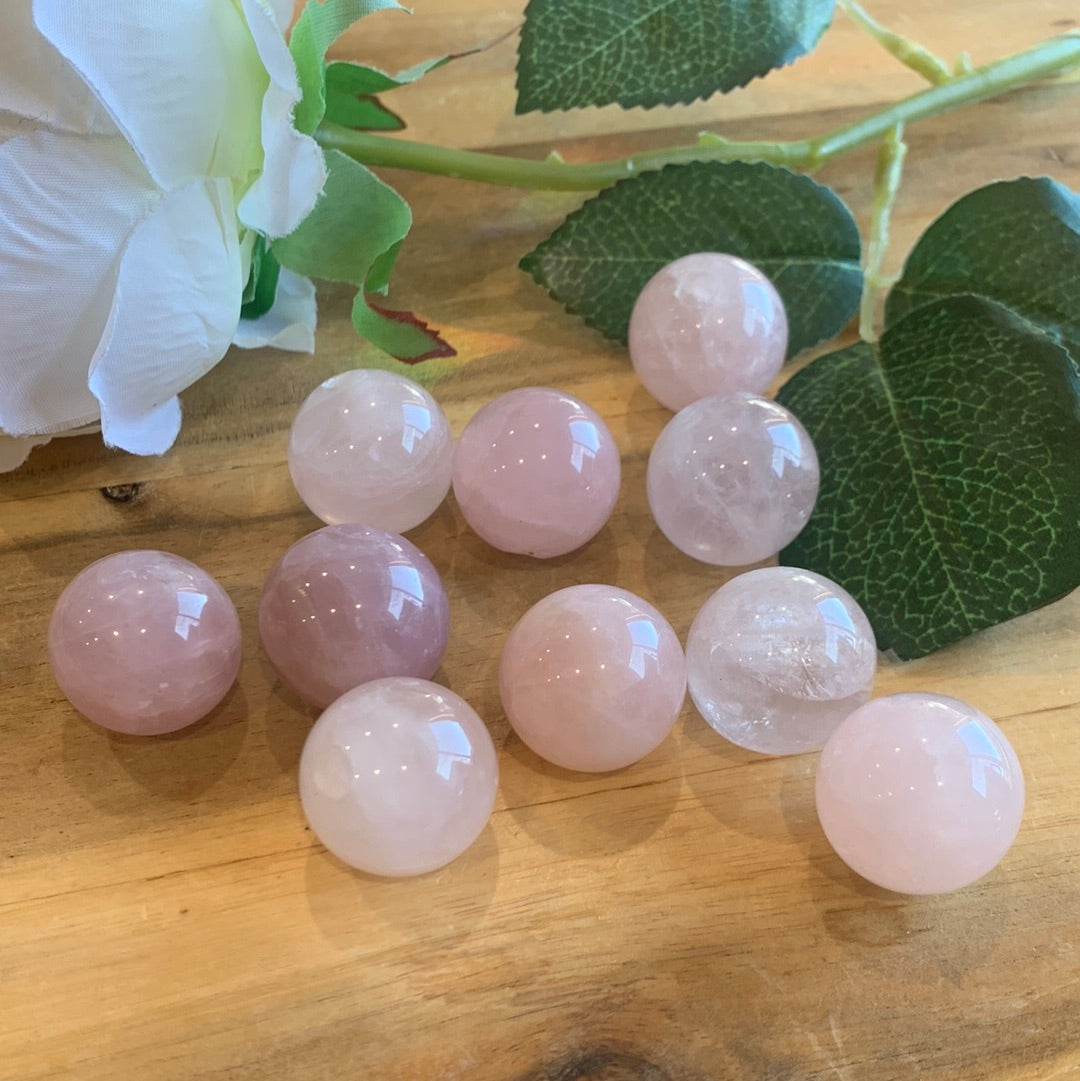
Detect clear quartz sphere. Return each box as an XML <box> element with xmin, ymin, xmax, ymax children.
<box><xmin>629</xmin><ymin>252</ymin><xmax>788</xmax><ymax>411</ymax></box>
<box><xmin>48</xmin><ymin>550</ymin><xmax>242</xmax><ymax>735</ymax></box>
<box><xmin>300</xmin><ymin>677</ymin><xmax>498</xmax><ymax>877</ymax></box>
<box><xmin>647</xmin><ymin>392</ymin><xmax>819</xmax><ymax>566</ymax></box>
<box><xmin>687</xmin><ymin>567</ymin><xmax>877</xmax><ymax>755</ymax></box>
<box><xmin>288</xmin><ymin>368</ymin><xmax>454</xmax><ymax>533</ymax></box>
<box><xmin>258</xmin><ymin>524</ymin><xmax>449</xmax><ymax>708</ymax></box>
<box><xmin>451</xmin><ymin>386</ymin><xmax>621</xmax><ymax>558</ymax></box>
<box><xmin>815</xmin><ymin>692</ymin><xmax>1025</xmax><ymax>894</ymax></box>
<box><xmin>499</xmin><ymin>584</ymin><xmax>686</xmax><ymax>772</ymax></box>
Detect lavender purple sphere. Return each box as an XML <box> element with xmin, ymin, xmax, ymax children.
<box><xmin>258</xmin><ymin>524</ymin><xmax>449</xmax><ymax>708</ymax></box>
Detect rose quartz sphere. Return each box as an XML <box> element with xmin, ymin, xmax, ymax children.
<box><xmin>300</xmin><ymin>677</ymin><xmax>498</xmax><ymax>877</ymax></box>
<box><xmin>647</xmin><ymin>392</ymin><xmax>819</xmax><ymax>566</ymax></box>
<box><xmin>47</xmin><ymin>550</ymin><xmax>241</xmax><ymax>735</ymax></box>
<box><xmin>452</xmin><ymin>387</ymin><xmax>621</xmax><ymax>558</ymax></box>
<box><xmin>816</xmin><ymin>692</ymin><xmax>1025</xmax><ymax>894</ymax></box>
<box><xmin>499</xmin><ymin>584</ymin><xmax>686</xmax><ymax>772</ymax></box>
<box><xmin>259</xmin><ymin>524</ymin><xmax>449</xmax><ymax>708</ymax></box>
<box><xmin>687</xmin><ymin>567</ymin><xmax>876</xmax><ymax>755</ymax></box>
<box><xmin>629</xmin><ymin>253</ymin><xmax>789</xmax><ymax>411</ymax></box>
<box><xmin>288</xmin><ymin>368</ymin><xmax>454</xmax><ymax>533</ymax></box>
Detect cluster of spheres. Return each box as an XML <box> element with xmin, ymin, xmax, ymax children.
<box><xmin>48</xmin><ymin>252</ymin><xmax>1024</xmax><ymax>893</ymax></box>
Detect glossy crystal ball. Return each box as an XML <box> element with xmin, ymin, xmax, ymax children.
<box><xmin>687</xmin><ymin>567</ymin><xmax>877</xmax><ymax>755</ymax></box>
<box><xmin>499</xmin><ymin>584</ymin><xmax>686</xmax><ymax>772</ymax></box>
<box><xmin>288</xmin><ymin>368</ymin><xmax>454</xmax><ymax>533</ymax></box>
<box><xmin>629</xmin><ymin>252</ymin><xmax>788</xmax><ymax>411</ymax></box>
<box><xmin>452</xmin><ymin>386</ymin><xmax>621</xmax><ymax>558</ymax></box>
<box><xmin>300</xmin><ymin>677</ymin><xmax>499</xmax><ymax>877</ymax></box>
<box><xmin>647</xmin><ymin>392</ymin><xmax>819</xmax><ymax>566</ymax></box>
<box><xmin>259</xmin><ymin>524</ymin><xmax>449</xmax><ymax>708</ymax></box>
<box><xmin>815</xmin><ymin>692</ymin><xmax>1025</xmax><ymax>894</ymax></box>
<box><xmin>48</xmin><ymin>550</ymin><xmax>242</xmax><ymax>735</ymax></box>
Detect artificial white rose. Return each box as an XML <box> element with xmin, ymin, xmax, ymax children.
<box><xmin>0</xmin><ymin>0</ymin><xmax>327</xmax><ymax>470</ymax></box>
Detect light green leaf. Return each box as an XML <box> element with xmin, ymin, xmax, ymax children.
<box><xmin>290</xmin><ymin>0</ymin><xmax>405</xmax><ymax>135</ymax></box>
<box><xmin>776</xmin><ymin>295</ymin><xmax>1080</xmax><ymax>659</ymax></box>
<box><xmin>272</xmin><ymin>149</ymin><xmax>449</xmax><ymax>359</ymax></box>
<box><xmin>520</xmin><ymin>161</ymin><xmax>861</xmax><ymax>356</ymax></box>
<box><xmin>516</xmin><ymin>0</ymin><xmax>836</xmax><ymax>112</ymax></box>
<box><xmin>885</xmin><ymin>177</ymin><xmax>1080</xmax><ymax>366</ymax></box>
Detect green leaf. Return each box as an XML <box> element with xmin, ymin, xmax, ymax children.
<box><xmin>520</xmin><ymin>161</ymin><xmax>861</xmax><ymax>356</ymax></box>
<box><xmin>886</xmin><ymin>177</ymin><xmax>1080</xmax><ymax>365</ymax></box>
<box><xmin>323</xmin><ymin>58</ymin><xmax>451</xmax><ymax>131</ymax></box>
<box><xmin>324</xmin><ymin>91</ymin><xmax>405</xmax><ymax>131</ymax></box>
<box><xmin>240</xmin><ymin>236</ymin><xmax>282</xmax><ymax>320</ymax></box>
<box><xmin>272</xmin><ymin>149</ymin><xmax>450</xmax><ymax>361</ymax></box>
<box><xmin>516</xmin><ymin>0</ymin><xmax>836</xmax><ymax>112</ymax></box>
<box><xmin>776</xmin><ymin>295</ymin><xmax>1080</xmax><ymax>659</ymax></box>
<box><xmin>290</xmin><ymin>0</ymin><xmax>405</xmax><ymax>135</ymax></box>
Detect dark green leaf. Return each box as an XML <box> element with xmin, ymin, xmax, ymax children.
<box><xmin>886</xmin><ymin>177</ymin><xmax>1080</xmax><ymax>366</ymax></box>
<box><xmin>290</xmin><ymin>0</ymin><xmax>404</xmax><ymax>135</ymax></box>
<box><xmin>324</xmin><ymin>91</ymin><xmax>405</xmax><ymax>131</ymax></box>
<box><xmin>777</xmin><ymin>295</ymin><xmax>1080</xmax><ymax>659</ymax></box>
<box><xmin>272</xmin><ymin>149</ymin><xmax>450</xmax><ymax>360</ymax></box>
<box><xmin>240</xmin><ymin>237</ymin><xmax>282</xmax><ymax>320</ymax></box>
<box><xmin>516</xmin><ymin>0</ymin><xmax>836</xmax><ymax>112</ymax></box>
<box><xmin>520</xmin><ymin>161</ymin><xmax>861</xmax><ymax>356</ymax></box>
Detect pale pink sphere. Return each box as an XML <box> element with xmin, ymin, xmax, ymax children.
<box><xmin>499</xmin><ymin>584</ymin><xmax>686</xmax><ymax>772</ymax></box>
<box><xmin>816</xmin><ymin>692</ymin><xmax>1025</xmax><ymax>894</ymax></box>
<box><xmin>259</xmin><ymin>525</ymin><xmax>449</xmax><ymax>708</ymax></box>
<box><xmin>300</xmin><ymin>677</ymin><xmax>498</xmax><ymax>877</ymax></box>
<box><xmin>452</xmin><ymin>387</ymin><xmax>621</xmax><ymax>558</ymax></box>
<box><xmin>629</xmin><ymin>253</ymin><xmax>788</xmax><ymax>411</ymax></box>
<box><xmin>647</xmin><ymin>392</ymin><xmax>819</xmax><ymax>566</ymax></box>
<box><xmin>288</xmin><ymin>368</ymin><xmax>454</xmax><ymax>533</ymax></box>
<box><xmin>687</xmin><ymin>567</ymin><xmax>877</xmax><ymax>755</ymax></box>
<box><xmin>48</xmin><ymin>550</ymin><xmax>241</xmax><ymax>735</ymax></box>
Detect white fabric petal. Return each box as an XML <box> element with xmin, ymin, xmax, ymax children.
<box><xmin>233</xmin><ymin>269</ymin><xmax>317</xmax><ymax>353</ymax></box>
<box><xmin>237</xmin><ymin>0</ymin><xmax>326</xmax><ymax>238</ymax></box>
<box><xmin>1</xmin><ymin>3</ymin><xmax>112</xmax><ymax>135</ymax></box>
<box><xmin>0</xmin><ymin>432</ymin><xmax>51</xmax><ymax>471</ymax></box>
<box><xmin>88</xmin><ymin>179</ymin><xmax>244</xmax><ymax>455</ymax></box>
<box><xmin>34</xmin><ymin>0</ymin><xmax>268</xmax><ymax>189</ymax></box>
<box><xmin>265</xmin><ymin>0</ymin><xmax>295</xmax><ymax>32</ymax></box>
<box><xmin>0</xmin><ymin>130</ymin><xmax>158</xmax><ymax>436</ymax></box>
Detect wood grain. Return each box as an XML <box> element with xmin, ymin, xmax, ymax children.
<box><xmin>2</xmin><ymin>4</ymin><xmax>1079</xmax><ymax>1080</ymax></box>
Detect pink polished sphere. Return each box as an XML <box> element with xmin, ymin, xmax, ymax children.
<box><xmin>452</xmin><ymin>387</ymin><xmax>621</xmax><ymax>558</ymax></box>
<box><xmin>499</xmin><ymin>584</ymin><xmax>686</xmax><ymax>772</ymax></box>
<box><xmin>816</xmin><ymin>693</ymin><xmax>1025</xmax><ymax>894</ymax></box>
<box><xmin>629</xmin><ymin>253</ymin><xmax>789</xmax><ymax>411</ymax></box>
<box><xmin>48</xmin><ymin>550</ymin><xmax>241</xmax><ymax>735</ymax></box>
<box><xmin>259</xmin><ymin>525</ymin><xmax>449</xmax><ymax>708</ymax></box>
<box><xmin>300</xmin><ymin>677</ymin><xmax>498</xmax><ymax>877</ymax></box>
<box><xmin>288</xmin><ymin>368</ymin><xmax>454</xmax><ymax>533</ymax></box>
<box><xmin>647</xmin><ymin>392</ymin><xmax>819</xmax><ymax>566</ymax></box>
<box><xmin>687</xmin><ymin>567</ymin><xmax>877</xmax><ymax>755</ymax></box>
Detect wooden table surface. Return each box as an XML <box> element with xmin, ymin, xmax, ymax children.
<box><xmin>3</xmin><ymin>3</ymin><xmax>1079</xmax><ymax>1079</ymax></box>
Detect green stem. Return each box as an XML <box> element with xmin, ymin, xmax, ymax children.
<box><xmin>860</xmin><ymin>125</ymin><xmax>907</xmax><ymax>342</ymax></box>
<box><xmin>838</xmin><ymin>0</ymin><xmax>952</xmax><ymax>85</ymax></box>
<box><xmin>316</xmin><ymin>32</ymin><xmax>1080</xmax><ymax>190</ymax></box>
